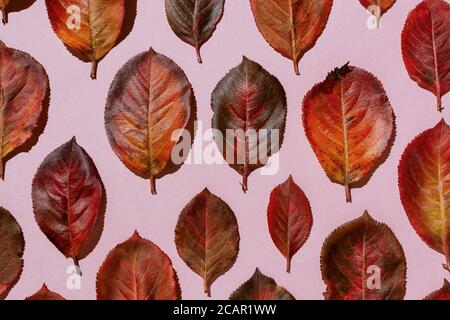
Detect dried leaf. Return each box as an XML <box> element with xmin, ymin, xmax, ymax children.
<box><xmin>0</xmin><ymin>41</ymin><xmax>49</xmax><ymax>180</ymax></box>
<box><xmin>359</xmin><ymin>0</ymin><xmax>396</xmax><ymax>28</ymax></box>
<box><xmin>0</xmin><ymin>207</ymin><xmax>24</xmax><ymax>299</ymax></box>
<box><xmin>401</xmin><ymin>0</ymin><xmax>450</xmax><ymax>112</ymax></box>
<box><xmin>0</xmin><ymin>0</ymin><xmax>9</xmax><ymax>24</ymax></box>
<box><xmin>105</xmin><ymin>48</ymin><xmax>194</xmax><ymax>195</ymax></box>
<box><xmin>302</xmin><ymin>64</ymin><xmax>395</xmax><ymax>203</ymax></box>
<box><xmin>175</xmin><ymin>188</ymin><xmax>240</xmax><ymax>297</ymax></box>
<box><xmin>32</xmin><ymin>137</ymin><xmax>103</xmax><ymax>274</ymax></box>
<box><xmin>229</xmin><ymin>268</ymin><xmax>295</xmax><ymax>300</ymax></box>
<box><xmin>398</xmin><ymin>120</ymin><xmax>450</xmax><ymax>272</ymax></box>
<box><xmin>250</xmin><ymin>0</ymin><xmax>333</xmax><ymax>75</ymax></box>
<box><xmin>96</xmin><ymin>231</ymin><xmax>181</xmax><ymax>300</ymax></box>
<box><xmin>321</xmin><ymin>211</ymin><xmax>407</xmax><ymax>300</ymax></box>
<box><xmin>211</xmin><ymin>57</ymin><xmax>287</xmax><ymax>192</ymax></box>
<box><xmin>267</xmin><ymin>176</ymin><xmax>312</xmax><ymax>273</ymax></box>
<box><xmin>424</xmin><ymin>280</ymin><xmax>450</xmax><ymax>300</ymax></box>
<box><xmin>165</xmin><ymin>0</ymin><xmax>225</xmax><ymax>63</ymax></box>
<box><xmin>25</xmin><ymin>284</ymin><xmax>66</xmax><ymax>300</ymax></box>
<box><xmin>45</xmin><ymin>0</ymin><xmax>125</xmax><ymax>79</ymax></box>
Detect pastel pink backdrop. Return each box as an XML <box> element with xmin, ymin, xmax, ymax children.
<box><xmin>0</xmin><ymin>0</ymin><xmax>447</xmax><ymax>300</ymax></box>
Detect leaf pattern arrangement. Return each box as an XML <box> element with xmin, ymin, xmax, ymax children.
<box><xmin>165</xmin><ymin>0</ymin><xmax>225</xmax><ymax>63</ymax></box>
<box><xmin>0</xmin><ymin>208</ymin><xmax>24</xmax><ymax>300</ymax></box>
<box><xmin>321</xmin><ymin>211</ymin><xmax>407</xmax><ymax>300</ymax></box>
<box><xmin>25</xmin><ymin>284</ymin><xmax>65</xmax><ymax>300</ymax></box>
<box><xmin>267</xmin><ymin>176</ymin><xmax>312</xmax><ymax>273</ymax></box>
<box><xmin>0</xmin><ymin>41</ymin><xmax>49</xmax><ymax>180</ymax></box>
<box><xmin>359</xmin><ymin>0</ymin><xmax>397</xmax><ymax>28</ymax></box>
<box><xmin>0</xmin><ymin>1</ymin><xmax>449</xmax><ymax>301</ymax></box>
<box><xmin>32</xmin><ymin>138</ymin><xmax>103</xmax><ymax>274</ymax></box>
<box><xmin>105</xmin><ymin>48</ymin><xmax>195</xmax><ymax>195</ymax></box>
<box><xmin>175</xmin><ymin>189</ymin><xmax>240</xmax><ymax>297</ymax></box>
<box><xmin>96</xmin><ymin>232</ymin><xmax>181</xmax><ymax>300</ymax></box>
<box><xmin>303</xmin><ymin>64</ymin><xmax>395</xmax><ymax>203</ymax></box>
<box><xmin>250</xmin><ymin>0</ymin><xmax>333</xmax><ymax>75</ymax></box>
<box><xmin>401</xmin><ymin>0</ymin><xmax>450</xmax><ymax>112</ymax></box>
<box><xmin>211</xmin><ymin>57</ymin><xmax>287</xmax><ymax>193</ymax></box>
<box><xmin>398</xmin><ymin>120</ymin><xmax>450</xmax><ymax>272</ymax></box>
<box><xmin>229</xmin><ymin>268</ymin><xmax>295</xmax><ymax>300</ymax></box>
<box><xmin>45</xmin><ymin>0</ymin><xmax>125</xmax><ymax>79</ymax></box>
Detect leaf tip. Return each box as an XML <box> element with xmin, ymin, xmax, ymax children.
<box><xmin>131</xmin><ymin>230</ymin><xmax>142</xmax><ymax>240</ymax></box>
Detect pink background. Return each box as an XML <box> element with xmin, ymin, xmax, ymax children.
<box><xmin>0</xmin><ymin>0</ymin><xmax>448</xmax><ymax>300</ymax></box>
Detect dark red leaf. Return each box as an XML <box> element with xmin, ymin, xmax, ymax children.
<box><xmin>25</xmin><ymin>284</ymin><xmax>66</xmax><ymax>300</ymax></box>
<box><xmin>424</xmin><ymin>280</ymin><xmax>450</xmax><ymax>300</ymax></box>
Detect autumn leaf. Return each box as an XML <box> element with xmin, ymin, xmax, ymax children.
<box><xmin>45</xmin><ymin>0</ymin><xmax>125</xmax><ymax>79</ymax></box>
<box><xmin>303</xmin><ymin>64</ymin><xmax>395</xmax><ymax>203</ymax></box>
<box><xmin>401</xmin><ymin>0</ymin><xmax>450</xmax><ymax>112</ymax></box>
<box><xmin>398</xmin><ymin>120</ymin><xmax>450</xmax><ymax>272</ymax></box>
<box><xmin>32</xmin><ymin>137</ymin><xmax>104</xmax><ymax>274</ymax></box>
<box><xmin>0</xmin><ymin>41</ymin><xmax>49</xmax><ymax>180</ymax></box>
<box><xmin>0</xmin><ymin>207</ymin><xmax>24</xmax><ymax>300</ymax></box>
<box><xmin>96</xmin><ymin>231</ymin><xmax>181</xmax><ymax>300</ymax></box>
<box><xmin>211</xmin><ymin>57</ymin><xmax>287</xmax><ymax>193</ymax></box>
<box><xmin>25</xmin><ymin>284</ymin><xmax>66</xmax><ymax>300</ymax></box>
<box><xmin>359</xmin><ymin>0</ymin><xmax>396</xmax><ymax>28</ymax></box>
<box><xmin>321</xmin><ymin>211</ymin><xmax>407</xmax><ymax>300</ymax></box>
<box><xmin>0</xmin><ymin>0</ymin><xmax>10</xmax><ymax>24</ymax></box>
<box><xmin>105</xmin><ymin>48</ymin><xmax>195</xmax><ymax>195</ymax></box>
<box><xmin>165</xmin><ymin>0</ymin><xmax>225</xmax><ymax>63</ymax></box>
<box><xmin>249</xmin><ymin>0</ymin><xmax>333</xmax><ymax>75</ymax></box>
<box><xmin>229</xmin><ymin>268</ymin><xmax>295</xmax><ymax>300</ymax></box>
<box><xmin>267</xmin><ymin>176</ymin><xmax>313</xmax><ymax>273</ymax></box>
<box><xmin>424</xmin><ymin>280</ymin><xmax>450</xmax><ymax>300</ymax></box>
<box><xmin>175</xmin><ymin>188</ymin><xmax>240</xmax><ymax>297</ymax></box>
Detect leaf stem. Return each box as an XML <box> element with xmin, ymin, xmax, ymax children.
<box><xmin>437</xmin><ymin>94</ymin><xmax>443</xmax><ymax>112</ymax></box>
<box><xmin>2</xmin><ymin>10</ymin><xmax>7</xmax><ymax>25</ymax></box>
<box><xmin>204</xmin><ymin>280</ymin><xmax>211</xmax><ymax>298</ymax></box>
<box><xmin>90</xmin><ymin>60</ymin><xmax>98</xmax><ymax>80</ymax></box>
<box><xmin>150</xmin><ymin>176</ymin><xmax>157</xmax><ymax>195</ymax></box>
<box><xmin>195</xmin><ymin>46</ymin><xmax>203</xmax><ymax>64</ymax></box>
<box><xmin>286</xmin><ymin>257</ymin><xmax>291</xmax><ymax>273</ymax></box>
<box><xmin>345</xmin><ymin>183</ymin><xmax>352</xmax><ymax>203</ymax></box>
<box><xmin>241</xmin><ymin>173</ymin><xmax>248</xmax><ymax>193</ymax></box>
<box><xmin>0</xmin><ymin>156</ymin><xmax>3</xmax><ymax>180</ymax></box>
<box><xmin>293</xmin><ymin>59</ymin><xmax>300</xmax><ymax>76</ymax></box>
<box><xmin>73</xmin><ymin>257</ymin><xmax>82</xmax><ymax>276</ymax></box>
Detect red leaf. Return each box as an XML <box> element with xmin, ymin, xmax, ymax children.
<box><xmin>398</xmin><ymin>120</ymin><xmax>450</xmax><ymax>271</ymax></box>
<box><xmin>401</xmin><ymin>0</ymin><xmax>450</xmax><ymax>112</ymax></box>
<box><xmin>424</xmin><ymin>280</ymin><xmax>450</xmax><ymax>300</ymax></box>
<box><xmin>32</xmin><ymin>137</ymin><xmax>103</xmax><ymax>273</ymax></box>
<box><xmin>303</xmin><ymin>64</ymin><xmax>395</xmax><ymax>203</ymax></box>
<box><xmin>267</xmin><ymin>176</ymin><xmax>313</xmax><ymax>273</ymax></box>
<box><xmin>229</xmin><ymin>268</ymin><xmax>295</xmax><ymax>300</ymax></box>
<box><xmin>96</xmin><ymin>231</ymin><xmax>181</xmax><ymax>300</ymax></box>
<box><xmin>321</xmin><ymin>211</ymin><xmax>407</xmax><ymax>300</ymax></box>
<box><xmin>25</xmin><ymin>284</ymin><xmax>66</xmax><ymax>300</ymax></box>
<box><xmin>175</xmin><ymin>188</ymin><xmax>240</xmax><ymax>297</ymax></box>
<box><xmin>0</xmin><ymin>207</ymin><xmax>24</xmax><ymax>299</ymax></box>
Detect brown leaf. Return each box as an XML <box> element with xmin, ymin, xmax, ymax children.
<box><xmin>32</xmin><ymin>137</ymin><xmax>104</xmax><ymax>274</ymax></box>
<box><xmin>401</xmin><ymin>0</ymin><xmax>450</xmax><ymax>112</ymax></box>
<box><xmin>398</xmin><ymin>120</ymin><xmax>450</xmax><ymax>271</ymax></box>
<box><xmin>45</xmin><ymin>0</ymin><xmax>125</xmax><ymax>79</ymax></box>
<box><xmin>211</xmin><ymin>57</ymin><xmax>287</xmax><ymax>193</ymax></box>
<box><xmin>321</xmin><ymin>211</ymin><xmax>407</xmax><ymax>300</ymax></box>
<box><xmin>303</xmin><ymin>64</ymin><xmax>395</xmax><ymax>203</ymax></box>
<box><xmin>424</xmin><ymin>280</ymin><xmax>450</xmax><ymax>300</ymax></box>
<box><xmin>267</xmin><ymin>176</ymin><xmax>313</xmax><ymax>273</ymax></box>
<box><xmin>0</xmin><ymin>207</ymin><xmax>24</xmax><ymax>300</ymax></box>
<box><xmin>25</xmin><ymin>284</ymin><xmax>66</xmax><ymax>300</ymax></box>
<box><xmin>96</xmin><ymin>231</ymin><xmax>181</xmax><ymax>300</ymax></box>
<box><xmin>250</xmin><ymin>0</ymin><xmax>333</xmax><ymax>75</ymax></box>
<box><xmin>0</xmin><ymin>41</ymin><xmax>49</xmax><ymax>180</ymax></box>
<box><xmin>229</xmin><ymin>268</ymin><xmax>295</xmax><ymax>300</ymax></box>
<box><xmin>175</xmin><ymin>188</ymin><xmax>240</xmax><ymax>297</ymax></box>
<box><xmin>105</xmin><ymin>48</ymin><xmax>195</xmax><ymax>195</ymax></box>
<box><xmin>165</xmin><ymin>0</ymin><xmax>225</xmax><ymax>63</ymax></box>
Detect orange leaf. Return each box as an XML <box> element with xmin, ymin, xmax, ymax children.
<box><xmin>105</xmin><ymin>48</ymin><xmax>195</xmax><ymax>195</ymax></box>
<box><xmin>303</xmin><ymin>64</ymin><xmax>395</xmax><ymax>203</ymax></box>
<box><xmin>250</xmin><ymin>0</ymin><xmax>333</xmax><ymax>75</ymax></box>
<box><xmin>45</xmin><ymin>0</ymin><xmax>125</xmax><ymax>79</ymax></box>
<box><xmin>0</xmin><ymin>41</ymin><xmax>49</xmax><ymax>180</ymax></box>
<box><xmin>398</xmin><ymin>120</ymin><xmax>450</xmax><ymax>271</ymax></box>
